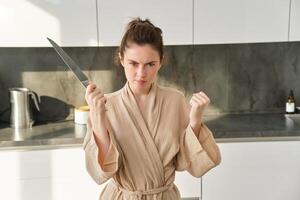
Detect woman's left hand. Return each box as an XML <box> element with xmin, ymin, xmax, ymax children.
<box><xmin>189</xmin><ymin>91</ymin><xmax>210</xmax><ymax>132</ymax></box>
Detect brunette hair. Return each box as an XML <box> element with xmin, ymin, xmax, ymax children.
<box><xmin>115</xmin><ymin>17</ymin><xmax>164</xmax><ymax>65</ymax></box>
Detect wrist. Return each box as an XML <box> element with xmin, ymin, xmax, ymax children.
<box><xmin>189</xmin><ymin>121</ymin><xmax>202</xmax><ymax>134</ymax></box>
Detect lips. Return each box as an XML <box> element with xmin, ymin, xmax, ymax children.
<box><xmin>136</xmin><ymin>80</ymin><xmax>146</xmax><ymax>85</ymax></box>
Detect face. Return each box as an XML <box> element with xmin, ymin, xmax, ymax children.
<box><xmin>120</xmin><ymin>43</ymin><xmax>162</xmax><ymax>95</ymax></box>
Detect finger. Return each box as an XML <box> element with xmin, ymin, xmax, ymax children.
<box><xmin>86</xmin><ymin>83</ymin><xmax>97</xmax><ymax>97</ymax></box>
<box><xmin>192</xmin><ymin>94</ymin><xmax>206</xmax><ymax>105</ymax></box>
<box><xmin>89</xmin><ymin>89</ymin><xmax>103</xmax><ymax>101</ymax></box>
<box><xmin>91</xmin><ymin>94</ymin><xmax>105</xmax><ymax>107</ymax></box>
<box><xmin>194</xmin><ymin>93</ymin><xmax>209</xmax><ymax>104</ymax></box>
<box><xmin>87</xmin><ymin>83</ymin><xmax>96</xmax><ymax>92</ymax></box>
<box><xmin>100</xmin><ymin>96</ymin><xmax>107</xmax><ymax>105</ymax></box>
<box><xmin>93</xmin><ymin>95</ymin><xmax>106</xmax><ymax>104</ymax></box>
<box><xmin>198</xmin><ymin>91</ymin><xmax>210</xmax><ymax>102</ymax></box>
<box><xmin>189</xmin><ymin>98</ymin><xmax>198</xmax><ymax>107</ymax></box>
<box><xmin>93</xmin><ymin>97</ymin><xmax>107</xmax><ymax>112</ymax></box>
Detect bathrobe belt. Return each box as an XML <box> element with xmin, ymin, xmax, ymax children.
<box><xmin>111</xmin><ymin>180</ymin><xmax>174</xmax><ymax>200</ymax></box>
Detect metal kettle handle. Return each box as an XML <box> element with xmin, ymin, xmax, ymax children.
<box><xmin>28</xmin><ymin>91</ymin><xmax>40</xmax><ymax>111</ymax></box>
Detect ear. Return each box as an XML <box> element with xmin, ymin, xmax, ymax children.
<box><xmin>119</xmin><ymin>52</ymin><xmax>124</xmax><ymax>67</ymax></box>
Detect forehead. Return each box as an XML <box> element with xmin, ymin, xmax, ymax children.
<box><xmin>124</xmin><ymin>43</ymin><xmax>160</xmax><ymax>62</ymax></box>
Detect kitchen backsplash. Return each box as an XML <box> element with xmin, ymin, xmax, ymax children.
<box><xmin>0</xmin><ymin>42</ymin><xmax>300</xmax><ymax>122</ymax></box>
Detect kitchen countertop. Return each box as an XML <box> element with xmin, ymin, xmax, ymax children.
<box><xmin>205</xmin><ymin>113</ymin><xmax>300</xmax><ymax>141</ymax></box>
<box><xmin>1</xmin><ymin>113</ymin><xmax>300</xmax><ymax>150</ymax></box>
<box><xmin>0</xmin><ymin>120</ymin><xmax>86</xmax><ymax>150</ymax></box>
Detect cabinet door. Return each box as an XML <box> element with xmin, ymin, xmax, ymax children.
<box><xmin>0</xmin><ymin>148</ymin><xmax>102</xmax><ymax>200</ymax></box>
<box><xmin>175</xmin><ymin>171</ymin><xmax>201</xmax><ymax>199</ymax></box>
<box><xmin>194</xmin><ymin>0</ymin><xmax>290</xmax><ymax>44</ymax></box>
<box><xmin>290</xmin><ymin>0</ymin><xmax>300</xmax><ymax>41</ymax></box>
<box><xmin>18</xmin><ymin>177</ymin><xmax>101</xmax><ymax>200</ymax></box>
<box><xmin>0</xmin><ymin>0</ymin><xmax>97</xmax><ymax>47</ymax></box>
<box><xmin>202</xmin><ymin>141</ymin><xmax>300</xmax><ymax>200</ymax></box>
<box><xmin>97</xmin><ymin>0</ymin><xmax>193</xmax><ymax>46</ymax></box>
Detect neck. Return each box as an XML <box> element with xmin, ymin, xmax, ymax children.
<box><xmin>129</xmin><ymin>83</ymin><xmax>152</xmax><ymax>98</ymax></box>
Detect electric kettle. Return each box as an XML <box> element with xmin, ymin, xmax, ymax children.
<box><xmin>9</xmin><ymin>88</ymin><xmax>40</xmax><ymax>128</ymax></box>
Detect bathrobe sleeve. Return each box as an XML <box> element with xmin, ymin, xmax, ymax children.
<box><xmin>175</xmin><ymin>97</ymin><xmax>221</xmax><ymax>177</ymax></box>
<box><xmin>83</xmin><ymin>118</ymin><xmax>121</xmax><ymax>185</ymax></box>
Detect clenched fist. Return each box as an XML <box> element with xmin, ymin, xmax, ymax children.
<box><xmin>189</xmin><ymin>91</ymin><xmax>210</xmax><ymax>132</ymax></box>
<box><xmin>85</xmin><ymin>83</ymin><xmax>107</xmax><ymax>136</ymax></box>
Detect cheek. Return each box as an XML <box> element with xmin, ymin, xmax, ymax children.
<box><xmin>151</xmin><ymin>67</ymin><xmax>160</xmax><ymax>75</ymax></box>
<box><xmin>148</xmin><ymin>69</ymin><xmax>159</xmax><ymax>79</ymax></box>
<box><xmin>124</xmin><ymin>66</ymin><xmax>135</xmax><ymax>77</ymax></box>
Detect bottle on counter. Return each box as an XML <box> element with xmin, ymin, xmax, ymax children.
<box><xmin>286</xmin><ymin>90</ymin><xmax>295</xmax><ymax>114</ymax></box>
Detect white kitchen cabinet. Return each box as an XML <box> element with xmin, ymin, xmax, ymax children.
<box><xmin>194</xmin><ymin>0</ymin><xmax>290</xmax><ymax>44</ymax></box>
<box><xmin>290</xmin><ymin>0</ymin><xmax>300</xmax><ymax>41</ymax></box>
<box><xmin>175</xmin><ymin>171</ymin><xmax>201</xmax><ymax>199</ymax></box>
<box><xmin>18</xmin><ymin>177</ymin><xmax>101</xmax><ymax>200</ymax></box>
<box><xmin>0</xmin><ymin>0</ymin><xmax>98</xmax><ymax>47</ymax></box>
<box><xmin>202</xmin><ymin>141</ymin><xmax>300</xmax><ymax>200</ymax></box>
<box><xmin>97</xmin><ymin>0</ymin><xmax>193</xmax><ymax>46</ymax></box>
<box><xmin>0</xmin><ymin>148</ymin><xmax>102</xmax><ymax>200</ymax></box>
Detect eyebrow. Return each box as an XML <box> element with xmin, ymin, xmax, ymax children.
<box><xmin>128</xmin><ymin>59</ymin><xmax>158</xmax><ymax>64</ymax></box>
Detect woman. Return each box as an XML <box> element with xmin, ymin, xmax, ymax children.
<box><xmin>83</xmin><ymin>18</ymin><xmax>221</xmax><ymax>200</ymax></box>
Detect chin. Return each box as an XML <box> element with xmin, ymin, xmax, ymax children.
<box><xmin>134</xmin><ymin>84</ymin><xmax>146</xmax><ymax>90</ymax></box>
<box><xmin>132</xmin><ymin>82</ymin><xmax>150</xmax><ymax>93</ymax></box>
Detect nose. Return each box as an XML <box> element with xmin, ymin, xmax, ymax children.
<box><xmin>136</xmin><ymin>65</ymin><xmax>147</xmax><ymax>78</ymax></box>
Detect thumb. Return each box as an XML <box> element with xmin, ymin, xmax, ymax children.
<box><xmin>189</xmin><ymin>97</ymin><xmax>196</xmax><ymax>107</ymax></box>
<box><xmin>86</xmin><ymin>83</ymin><xmax>96</xmax><ymax>94</ymax></box>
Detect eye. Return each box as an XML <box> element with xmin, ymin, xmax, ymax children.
<box><xmin>129</xmin><ymin>62</ymin><xmax>138</xmax><ymax>67</ymax></box>
<box><xmin>147</xmin><ymin>63</ymin><xmax>155</xmax><ymax>67</ymax></box>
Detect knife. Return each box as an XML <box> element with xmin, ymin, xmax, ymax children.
<box><xmin>47</xmin><ymin>37</ymin><xmax>89</xmax><ymax>88</ymax></box>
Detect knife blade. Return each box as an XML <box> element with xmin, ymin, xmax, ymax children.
<box><xmin>47</xmin><ymin>37</ymin><xmax>89</xmax><ymax>88</ymax></box>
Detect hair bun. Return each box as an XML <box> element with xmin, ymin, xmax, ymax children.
<box><xmin>116</xmin><ymin>17</ymin><xmax>164</xmax><ymax>64</ymax></box>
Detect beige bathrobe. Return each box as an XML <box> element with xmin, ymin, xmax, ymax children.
<box><xmin>83</xmin><ymin>81</ymin><xmax>221</xmax><ymax>200</ymax></box>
